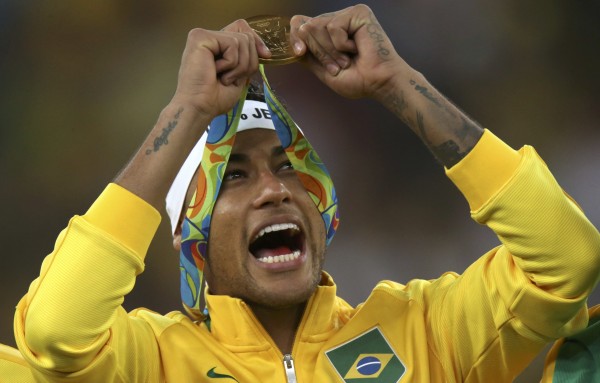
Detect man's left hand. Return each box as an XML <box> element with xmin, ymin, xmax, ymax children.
<box><xmin>290</xmin><ymin>5</ymin><xmax>407</xmax><ymax>102</ymax></box>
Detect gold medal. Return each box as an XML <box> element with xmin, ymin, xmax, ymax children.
<box><xmin>246</xmin><ymin>15</ymin><xmax>300</xmax><ymax>65</ymax></box>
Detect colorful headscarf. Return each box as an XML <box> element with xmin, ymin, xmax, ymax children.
<box><xmin>172</xmin><ymin>67</ymin><xmax>339</xmax><ymax>319</ymax></box>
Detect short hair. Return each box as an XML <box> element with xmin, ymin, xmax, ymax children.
<box><xmin>246</xmin><ymin>76</ymin><xmax>287</xmax><ymax>108</ymax></box>
<box><xmin>246</xmin><ymin>78</ymin><xmax>265</xmax><ymax>102</ymax></box>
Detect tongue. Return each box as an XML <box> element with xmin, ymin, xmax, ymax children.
<box><xmin>254</xmin><ymin>246</ymin><xmax>293</xmax><ymax>259</ymax></box>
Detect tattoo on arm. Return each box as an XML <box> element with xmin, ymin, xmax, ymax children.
<box><xmin>404</xmin><ymin>77</ymin><xmax>484</xmax><ymax>166</ymax></box>
<box><xmin>415</xmin><ymin>109</ymin><xmax>482</xmax><ymax>167</ymax></box>
<box><xmin>410</xmin><ymin>80</ymin><xmax>443</xmax><ymax>108</ymax></box>
<box><xmin>145</xmin><ymin>107</ymin><xmax>184</xmax><ymax>155</ymax></box>
<box><xmin>431</xmin><ymin>140</ymin><xmax>466</xmax><ymax>166</ymax></box>
<box><xmin>390</xmin><ymin>90</ymin><xmax>408</xmax><ymax>116</ymax></box>
<box><xmin>415</xmin><ymin>110</ymin><xmax>426</xmax><ymax>137</ymax></box>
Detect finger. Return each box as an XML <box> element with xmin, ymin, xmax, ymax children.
<box><xmin>292</xmin><ymin>13</ymin><xmax>354</xmax><ymax>67</ymax></box>
<box><xmin>241</xmin><ymin>31</ymin><xmax>259</xmax><ymax>78</ymax></box>
<box><xmin>248</xmin><ymin>27</ymin><xmax>271</xmax><ymax>59</ymax></box>
<box><xmin>214</xmin><ymin>36</ymin><xmax>241</xmax><ymax>82</ymax></box>
<box><xmin>186</xmin><ymin>29</ymin><xmax>234</xmax><ymax>76</ymax></box>
<box><xmin>223</xmin><ymin>19</ymin><xmax>271</xmax><ymax>58</ymax></box>
<box><xmin>289</xmin><ymin>15</ymin><xmax>311</xmax><ymax>56</ymax></box>
<box><xmin>326</xmin><ymin>13</ymin><xmax>358</xmax><ymax>54</ymax></box>
<box><xmin>337</xmin><ymin>4</ymin><xmax>393</xmax><ymax>59</ymax></box>
<box><xmin>304</xmin><ymin>32</ymin><xmax>342</xmax><ymax>76</ymax></box>
<box><xmin>220</xmin><ymin>34</ymin><xmax>251</xmax><ymax>85</ymax></box>
<box><xmin>222</xmin><ymin>18</ymin><xmax>248</xmax><ymax>32</ymax></box>
<box><xmin>297</xmin><ymin>19</ymin><xmax>350</xmax><ymax>75</ymax></box>
<box><xmin>301</xmin><ymin>53</ymin><xmax>333</xmax><ymax>85</ymax></box>
<box><xmin>224</xmin><ymin>32</ymin><xmax>260</xmax><ymax>87</ymax></box>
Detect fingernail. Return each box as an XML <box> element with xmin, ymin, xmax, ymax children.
<box><xmin>327</xmin><ymin>63</ymin><xmax>340</xmax><ymax>76</ymax></box>
<box><xmin>294</xmin><ymin>42</ymin><xmax>303</xmax><ymax>55</ymax></box>
<box><xmin>338</xmin><ymin>56</ymin><xmax>350</xmax><ymax>69</ymax></box>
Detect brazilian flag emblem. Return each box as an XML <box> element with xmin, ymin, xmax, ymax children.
<box><xmin>326</xmin><ymin>327</ymin><xmax>405</xmax><ymax>382</ymax></box>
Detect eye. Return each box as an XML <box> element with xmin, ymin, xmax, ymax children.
<box><xmin>278</xmin><ymin>161</ymin><xmax>294</xmax><ymax>172</ymax></box>
<box><xmin>224</xmin><ymin>169</ymin><xmax>246</xmax><ymax>181</ymax></box>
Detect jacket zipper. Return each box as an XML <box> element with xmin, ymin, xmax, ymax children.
<box><xmin>241</xmin><ymin>303</ymin><xmax>311</xmax><ymax>382</ymax></box>
<box><xmin>283</xmin><ymin>354</ymin><xmax>297</xmax><ymax>383</ymax></box>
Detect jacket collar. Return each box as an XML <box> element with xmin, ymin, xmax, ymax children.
<box><xmin>204</xmin><ymin>272</ymin><xmax>350</xmax><ymax>349</ymax></box>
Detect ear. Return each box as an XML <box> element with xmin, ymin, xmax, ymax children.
<box><xmin>173</xmin><ymin>225</ymin><xmax>182</xmax><ymax>251</ymax></box>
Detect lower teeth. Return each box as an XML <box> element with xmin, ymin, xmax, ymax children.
<box><xmin>257</xmin><ymin>250</ymin><xmax>301</xmax><ymax>264</ymax></box>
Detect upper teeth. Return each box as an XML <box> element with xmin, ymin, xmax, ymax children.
<box><xmin>254</xmin><ymin>223</ymin><xmax>300</xmax><ymax>241</ymax></box>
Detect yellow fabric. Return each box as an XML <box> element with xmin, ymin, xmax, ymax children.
<box><xmin>446</xmin><ymin>129</ymin><xmax>521</xmax><ymax>211</ymax></box>
<box><xmin>13</xmin><ymin>134</ymin><xmax>600</xmax><ymax>382</ymax></box>
<box><xmin>85</xmin><ymin>183</ymin><xmax>161</xmax><ymax>258</ymax></box>
<box><xmin>0</xmin><ymin>344</ymin><xmax>34</xmax><ymax>383</ymax></box>
<box><xmin>14</xmin><ymin>184</ymin><xmax>161</xmax><ymax>378</ymax></box>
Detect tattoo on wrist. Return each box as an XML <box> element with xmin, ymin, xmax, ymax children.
<box><xmin>145</xmin><ymin>107</ymin><xmax>184</xmax><ymax>155</ymax></box>
<box><xmin>416</xmin><ymin>110</ymin><xmax>479</xmax><ymax>167</ymax></box>
<box><xmin>366</xmin><ymin>23</ymin><xmax>390</xmax><ymax>58</ymax></box>
<box><xmin>432</xmin><ymin>140</ymin><xmax>465</xmax><ymax>166</ymax></box>
<box><xmin>416</xmin><ymin>110</ymin><xmax>427</xmax><ymax>138</ymax></box>
<box><xmin>390</xmin><ymin>90</ymin><xmax>408</xmax><ymax>116</ymax></box>
<box><xmin>409</xmin><ymin>80</ymin><xmax>443</xmax><ymax>108</ymax></box>
<box><xmin>409</xmin><ymin>78</ymin><xmax>484</xmax><ymax>166</ymax></box>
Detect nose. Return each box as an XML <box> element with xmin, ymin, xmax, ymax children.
<box><xmin>252</xmin><ymin>170</ymin><xmax>292</xmax><ymax>208</ymax></box>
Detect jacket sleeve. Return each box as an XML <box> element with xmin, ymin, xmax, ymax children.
<box><xmin>14</xmin><ymin>183</ymin><xmax>164</xmax><ymax>382</ymax></box>
<box><xmin>427</xmin><ymin>130</ymin><xmax>600</xmax><ymax>382</ymax></box>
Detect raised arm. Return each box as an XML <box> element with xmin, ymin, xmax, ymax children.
<box><xmin>290</xmin><ymin>3</ymin><xmax>600</xmax><ymax>295</ymax></box>
<box><xmin>14</xmin><ymin>23</ymin><xmax>269</xmax><ymax>381</ymax></box>
<box><xmin>289</xmin><ymin>4</ymin><xmax>483</xmax><ymax>167</ymax></box>
<box><xmin>290</xmin><ymin>4</ymin><xmax>600</xmax><ymax>380</ymax></box>
<box><xmin>116</xmin><ymin>22</ymin><xmax>270</xmax><ymax>209</ymax></box>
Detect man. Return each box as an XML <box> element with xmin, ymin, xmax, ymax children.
<box><xmin>11</xmin><ymin>5</ymin><xmax>600</xmax><ymax>382</ymax></box>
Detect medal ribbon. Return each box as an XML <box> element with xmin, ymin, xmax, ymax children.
<box><xmin>179</xmin><ymin>67</ymin><xmax>339</xmax><ymax>319</ymax></box>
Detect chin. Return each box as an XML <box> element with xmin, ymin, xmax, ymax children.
<box><xmin>251</xmin><ymin>291</ymin><xmax>314</xmax><ymax>309</ymax></box>
<box><xmin>249</xmin><ymin>276</ymin><xmax>320</xmax><ymax>309</ymax></box>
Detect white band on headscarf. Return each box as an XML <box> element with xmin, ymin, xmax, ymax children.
<box><xmin>165</xmin><ymin>100</ymin><xmax>275</xmax><ymax>234</ymax></box>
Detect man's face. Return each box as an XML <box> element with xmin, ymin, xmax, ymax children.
<box><xmin>200</xmin><ymin>129</ymin><xmax>326</xmax><ymax>308</ymax></box>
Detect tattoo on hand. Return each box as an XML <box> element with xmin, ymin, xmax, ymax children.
<box><xmin>366</xmin><ymin>23</ymin><xmax>390</xmax><ymax>58</ymax></box>
<box><xmin>146</xmin><ymin>108</ymin><xmax>184</xmax><ymax>155</ymax></box>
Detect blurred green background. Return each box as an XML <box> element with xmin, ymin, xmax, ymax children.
<box><xmin>1</xmin><ymin>1</ymin><xmax>599</xmax><ymax>381</ymax></box>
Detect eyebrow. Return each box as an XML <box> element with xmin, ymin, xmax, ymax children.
<box><xmin>228</xmin><ymin>145</ymin><xmax>286</xmax><ymax>163</ymax></box>
<box><xmin>272</xmin><ymin>146</ymin><xmax>286</xmax><ymax>157</ymax></box>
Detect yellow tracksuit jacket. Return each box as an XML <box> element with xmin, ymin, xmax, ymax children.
<box><xmin>13</xmin><ymin>131</ymin><xmax>600</xmax><ymax>382</ymax></box>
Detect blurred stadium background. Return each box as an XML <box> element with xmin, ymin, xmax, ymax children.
<box><xmin>1</xmin><ymin>1</ymin><xmax>599</xmax><ymax>381</ymax></box>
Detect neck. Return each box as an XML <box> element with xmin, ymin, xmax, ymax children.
<box><xmin>249</xmin><ymin>302</ymin><xmax>307</xmax><ymax>355</ymax></box>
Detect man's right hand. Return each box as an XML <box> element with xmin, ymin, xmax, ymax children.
<box><xmin>171</xmin><ymin>22</ymin><xmax>271</xmax><ymax>121</ymax></box>
<box><xmin>114</xmin><ymin>23</ymin><xmax>269</xmax><ymax>209</ymax></box>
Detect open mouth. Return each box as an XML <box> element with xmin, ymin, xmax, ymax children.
<box><xmin>249</xmin><ymin>223</ymin><xmax>305</xmax><ymax>264</ymax></box>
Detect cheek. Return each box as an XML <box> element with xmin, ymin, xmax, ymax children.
<box><xmin>205</xmin><ymin>215</ymin><xmax>244</xmax><ymax>287</ymax></box>
<box><xmin>207</xmin><ymin>194</ymin><xmax>248</xmax><ymax>260</ymax></box>
<box><xmin>296</xmin><ymin>189</ymin><xmax>327</xmax><ymax>247</ymax></box>
<box><xmin>209</xmin><ymin>194</ymin><xmax>242</xmax><ymax>237</ymax></box>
